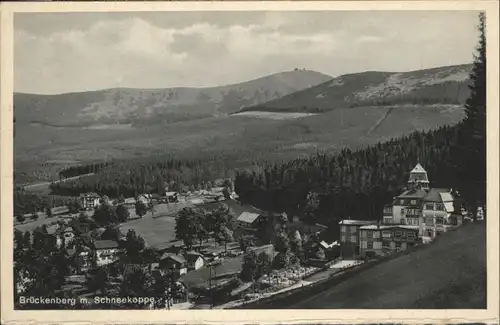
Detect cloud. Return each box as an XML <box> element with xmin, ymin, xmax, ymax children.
<box><xmin>14</xmin><ymin>11</ymin><xmax>479</xmax><ymax>94</ymax></box>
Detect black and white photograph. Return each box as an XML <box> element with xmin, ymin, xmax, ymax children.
<box><xmin>1</xmin><ymin>1</ymin><xmax>499</xmax><ymax>321</ymax></box>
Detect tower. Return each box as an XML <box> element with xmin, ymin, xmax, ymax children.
<box><xmin>408</xmin><ymin>163</ymin><xmax>430</xmax><ymax>190</ymax></box>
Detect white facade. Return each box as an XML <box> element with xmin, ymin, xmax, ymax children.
<box><xmin>96</xmin><ymin>248</ymin><xmax>119</xmax><ymax>267</ymax></box>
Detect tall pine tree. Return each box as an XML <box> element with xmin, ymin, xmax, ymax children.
<box><xmin>456</xmin><ymin>12</ymin><xmax>487</xmax><ymax>209</ymax></box>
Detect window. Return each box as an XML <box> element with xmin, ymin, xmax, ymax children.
<box><xmin>382</xmin><ymin>242</ymin><xmax>391</xmax><ymax>249</ymax></box>
<box><xmin>400</xmin><ymin>208</ymin><xmax>404</xmax><ymax>214</ymax></box>
<box><xmin>341</xmin><ymin>226</ymin><xmax>346</xmax><ymax>233</ymax></box>
<box><xmin>350</xmin><ymin>236</ymin><xmax>357</xmax><ymax>243</ymax></box>
<box><xmin>410</xmin><ymin>200</ymin><xmax>417</xmax><ymax>205</ymax></box>
<box><xmin>350</xmin><ymin>226</ymin><xmax>357</xmax><ymax>232</ymax></box>
<box><xmin>395</xmin><ymin>242</ymin><xmax>402</xmax><ymax>249</ymax></box>
<box><xmin>435</xmin><ymin>203</ymin><xmax>444</xmax><ymax>211</ymax></box>
<box><xmin>367</xmin><ymin>241</ymin><xmax>373</xmax><ymax>249</ymax></box>
<box><xmin>367</xmin><ymin>231</ymin><xmax>373</xmax><ymax>238</ymax></box>
<box><xmin>407</xmin><ymin>232</ymin><xmax>416</xmax><ymax>241</ymax></box>
<box><xmin>436</xmin><ymin>217</ymin><xmax>444</xmax><ymax>225</ymax></box>
<box><xmin>383</xmin><ymin>217</ymin><xmax>393</xmax><ymax>224</ymax></box>
<box><xmin>382</xmin><ymin>231</ymin><xmax>391</xmax><ymax>238</ymax></box>
<box><xmin>341</xmin><ymin>235</ymin><xmax>346</xmax><ymax>242</ymax></box>
<box><xmin>400</xmin><ymin>218</ymin><xmax>406</xmax><ymax>225</ymax></box>
<box><xmin>394</xmin><ymin>231</ymin><xmax>403</xmax><ymax>239</ymax></box>
<box><xmin>425</xmin><ymin>203</ymin><xmax>434</xmax><ymax>210</ymax></box>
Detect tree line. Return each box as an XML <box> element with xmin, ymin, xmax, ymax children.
<box><xmin>58</xmin><ymin>162</ymin><xmax>110</xmax><ymax>179</ymax></box>
<box><xmin>49</xmin><ymin>157</ymin><xmax>235</xmax><ymax>198</ymax></box>
<box><xmin>14</xmin><ymin>191</ymin><xmax>82</xmax><ymax>217</ymax></box>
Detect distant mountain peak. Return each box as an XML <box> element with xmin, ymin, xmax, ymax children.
<box><xmin>14</xmin><ymin>70</ymin><xmax>332</xmax><ymax>127</ymax></box>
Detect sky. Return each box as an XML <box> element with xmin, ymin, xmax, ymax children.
<box><xmin>14</xmin><ymin>11</ymin><xmax>480</xmax><ymax>94</ymax></box>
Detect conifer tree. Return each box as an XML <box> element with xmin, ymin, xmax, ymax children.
<box><xmin>456</xmin><ymin>12</ymin><xmax>487</xmax><ymax>207</ymax></box>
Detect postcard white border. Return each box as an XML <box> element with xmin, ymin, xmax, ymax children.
<box><xmin>1</xmin><ymin>1</ymin><xmax>499</xmax><ymax>324</ymax></box>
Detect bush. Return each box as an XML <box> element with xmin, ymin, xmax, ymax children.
<box><xmin>16</xmin><ymin>215</ymin><xmax>25</xmax><ymax>223</ymax></box>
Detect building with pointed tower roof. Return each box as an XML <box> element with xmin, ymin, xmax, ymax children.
<box><xmin>408</xmin><ymin>162</ymin><xmax>430</xmax><ymax>190</ymax></box>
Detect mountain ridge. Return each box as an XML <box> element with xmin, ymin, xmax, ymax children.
<box><xmin>239</xmin><ymin>63</ymin><xmax>473</xmax><ymax>114</ymax></box>
<box><xmin>14</xmin><ymin>70</ymin><xmax>333</xmax><ymax>127</ymax></box>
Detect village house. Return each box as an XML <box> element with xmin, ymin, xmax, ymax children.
<box><xmin>47</xmin><ymin>224</ymin><xmax>75</xmax><ymax>248</ymax></box>
<box><xmin>359</xmin><ymin>224</ymin><xmax>420</xmax><ymax>258</ymax></box>
<box><xmin>65</xmin><ymin>246</ymin><xmax>93</xmax><ymax>273</ymax></box>
<box><xmin>390</xmin><ymin>188</ymin><xmax>428</xmax><ymax>226</ymax></box>
<box><xmin>159</xmin><ymin>253</ymin><xmax>188</xmax><ymax>278</ymax></box>
<box><xmin>383</xmin><ymin>163</ymin><xmax>462</xmax><ymax>241</ymax></box>
<box><xmin>137</xmin><ymin>194</ymin><xmax>153</xmax><ymax>205</ymax></box>
<box><xmin>80</xmin><ymin>192</ymin><xmax>101</xmax><ymax>210</ymax></box>
<box><xmin>421</xmin><ymin>188</ymin><xmax>463</xmax><ymax>241</ymax></box>
<box><xmin>185</xmin><ymin>251</ymin><xmax>205</xmax><ymax>271</ymax></box>
<box><xmin>165</xmin><ymin>191</ymin><xmax>179</xmax><ymax>203</ymax></box>
<box><xmin>338</xmin><ymin>219</ymin><xmax>377</xmax><ymax>257</ymax></box>
<box><xmin>93</xmin><ymin>240</ymin><xmax>120</xmax><ymax>267</ymax></box>
<box><xmin>236</xmin><ymin>212</ymin><xmax>262</xmax><ymax>230</ymax></box>
<box><xmin>201</xmin><ymin>246</ymin><xmax>226</xmax><ymax>262</ymax></box>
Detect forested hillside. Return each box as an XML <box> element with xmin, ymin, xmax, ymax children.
<box><xmin>234</xmin><ymin>125</ymin><xmax>461</xmax><ymax>224</ymax></box>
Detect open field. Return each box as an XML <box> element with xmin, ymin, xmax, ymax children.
<box><xmin>15</xmin><ymin>104</ymin><xmax>465</xmax><ymax>185</ymax></box>
<box><xmin>231</xmin><ymin>111</ymin><xmax>317</xmax><ymax>120</ymax></box>
<box><xmin>119</xmin><ymin>205</ymin><xmax>181</xmax><ymax>247</ymax></box>
<box><xmin>277</xmin><ymin>222</ymin><xmax>486</xmax><ymax>309</ymax></box>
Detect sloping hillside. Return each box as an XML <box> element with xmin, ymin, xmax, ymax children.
<box><xmin>14</xmin><ymin>70</ymin><xmax>332</xmax><ymax>127</ymax></box>
<box><xmin>242</xmin><ymin>64</ymin><xmax>472</xmax><ymax>113</ymax></box>
<box><xmin>249</xmin><ymin>222</ymin><xmax>486</xmax><ymax>309</ymax></box>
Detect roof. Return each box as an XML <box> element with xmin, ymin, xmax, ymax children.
<box><xmin>424</xmin><ymin>188</ymin><xmax>452</xmax><ymax>202</ymax></box>
<box><xmin>162</xmin><ymin>254</ymin><xmax>186</xmax><ymax>265</ymax></box>
<box><xmin>319</xmin><ymin>240</ymin><xmax>339</xmax><ymax>249</ymax></box>
<box><xmin>200</xmin><ymin>199</ymin><xmax>262</xmax><ymax>218</ymax></box>
<box><xmin>94</xmin><ymin>240</ymin><xmax>119</xmax><ymax>249</ymax></box>
<box><xmin>46</xmin><ymin>225</ymin><xmax>59</xmax><ymax>235</ymax></box>
<box><xmin>154</xmin><ymin>240</ymin><xmax>185</xmax><ymax>251</ymax></box>
<box><xmin>359</xmin><ymin>225</ymin><xmax>420</xmax><ymax>231</ymax></box>
<box><xmin>289</xmin><ymin>222</ymin><xmax>327</xmax><ymax>235</ymax></box>
<box><xmin>338</xmin><ymin>220</ymin><xmax>377</xmax><ymax>226</ymax></box>
<box><xmin>237</xmin><ymin>212</ymin><xmax>261</xmax><ymax>224</ymax></box>
<box><xmin>185</xmin><ymin>252</ymin><xmax>204</xmax><ymax>261</ymax></box>
<box><xmin>202</xmin><ymin>247</ymin><xmax>225</xmax><ymax>255</ymax></box>
<box><xmin>440</xmin><ymin>192</ymin><xmax>454</xmax><ymax>202</ymax></box>
<box><xmin>410</xmin><ymin>163</ymin><xmax>427</xmax><ymax>174</ymax></box>
<box><xmin>81</xmin><ymin>192</ymin><xmax>100</xmax><ymax>198</ymax></box>
<box><xmin>186</xmin><ymin>250</ymin><xmax>203</xmax><ymax>256</ymax></box>
<box><xmin>396</xmin><ymin>188</ymin><xmax>429</xmax><ymax>199</ymax></box>
<box><xmin>248</xmin><ymin>244</ymin><xmax>275</xmax><ymax>256</ymax></box>
<box><xmin>51</xmin><ymin>206</ymin><xmax>69</xmax><ymax>215</ymax></box>
<box><xmin>444</xmin><ymin>202</ymin><xmax>455</xmax><ymax>213</ymax></box>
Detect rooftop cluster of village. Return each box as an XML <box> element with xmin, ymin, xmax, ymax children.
<box><xmin>14</xmin><ymin>163</ymin><xmax>483</xmax><ymax>309</ymax></box>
